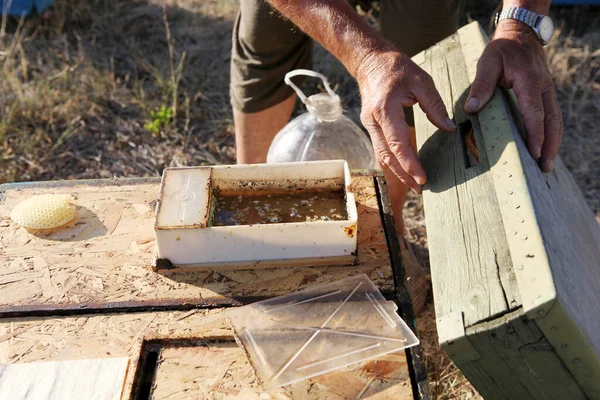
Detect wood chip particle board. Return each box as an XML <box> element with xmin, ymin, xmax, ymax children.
<box><xmin>0</xmin><ymin>176</ymin><xmax>394</xmax><ymax>315</ymax></box>
<box><xmin>414</xmin><ymin>21</ymin><xmax>600</xmax><ymax>400</ymax></box>
<box><xmin>150</xmin><ymin>341</ymin><xmax>412</xmax><ymax>400</ymax></box>
<box><xmin>0</xmin><ymin>357</ymin><xmax>129</xmax><ymax>400</ymax></box>
<box><xmin>0</xmin><ymin>174</ymin><xmax>422</xmax><ymax>398</ymax></box>
<box><xmin>0</xmin><ymin>310</ymin><xmax>412</xmax><ymax>400</ymax></box>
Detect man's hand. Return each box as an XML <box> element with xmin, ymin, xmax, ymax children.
<box><xmin>465</xmin><ymin>19</ymin><xmax>562</xmax><ymax>172</ymax></box>
<box><xmin>267</xmin><ymin>0</ymin><xmax>456</xmax><ymax>193</ymax></box>
<box><xmin>357</xmin><ymin>51</ymin><xmax>456</xmax><ymax>193</ymax></box>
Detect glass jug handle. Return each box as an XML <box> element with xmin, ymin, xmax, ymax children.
<box><xmin>284</xmin><ymin>69</ymin><xmax>337</xmax><ymax>104</ymax></box>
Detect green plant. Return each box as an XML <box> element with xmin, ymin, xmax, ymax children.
<box><xmin>163</xmin><ymin>5</ymin><xmax>186</xmax><ymax>122</ymax></box>
<box><xmin>145</xmin><ymin>105</ymin><xmax>173</xmax><ymax>134</ymax></box>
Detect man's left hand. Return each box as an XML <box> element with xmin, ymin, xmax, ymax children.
<box><xmin>465</xmin><ymin>19</ymin><xmax>562</xmax><ymax>172</ymax></box>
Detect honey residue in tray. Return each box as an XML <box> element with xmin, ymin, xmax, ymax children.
<box><xmin>212</xmin><ymin>189</ymin><xmax>347</xmax><ymax>226</ymax></box>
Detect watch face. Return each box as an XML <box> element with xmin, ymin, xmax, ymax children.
<box><xmin>539</xmin><ymin>16</ymin><xmax>555</xmax><ymax>43</ymax></box>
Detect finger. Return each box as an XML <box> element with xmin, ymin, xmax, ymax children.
<box><xmin>515</xmin><ymin>84</ymin><xmax>545</xmax><ymax>160</ymax></box>
<box><xmin>539</xmin><ymin>89</ymin><xmax>563</xmax><ymax>172</ymax></box>
<box><xmin>412</xmin><ymin>73</ymin><xmax>456</xmax><ymax>132</ymax></box>
<box><xmin>368</xmin><ymin>122</ymin><xmax>422</xmax><ymax>194</ymax></box>
<box><xmin>379</xmin><ymin>146</ymin><xmax>422</xmax><ymax>194</ymax></box>
<box><xmin>465</xmin><ymin>48</ymin><xmax>503</xmax><ymax>113</ymax></box>
<box><xmin>376</xmin><ymin>105</ymin><xmax>428</xmax><ymax>186</ymax></box>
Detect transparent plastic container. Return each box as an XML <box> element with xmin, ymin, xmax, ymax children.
<box><xmin>226</xmin><ymin>274</ymin><xmax>419</xmax><ymax>388</ymax></box>
<box><xmin>267</xmin><ymin>70</ymin><xmax>377</xmax><ymax>170</ymax></box>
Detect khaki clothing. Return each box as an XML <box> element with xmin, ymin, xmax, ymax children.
<box><xmin>230</xmin><ymin>0</ymin><xmax>465</xmax><ymax>125</ymax></box>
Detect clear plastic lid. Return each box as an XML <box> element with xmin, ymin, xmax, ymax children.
<box><xmin>226</xmin><ymin>274</ymin><xmax>419</xmax><ymax>388</ymax></box>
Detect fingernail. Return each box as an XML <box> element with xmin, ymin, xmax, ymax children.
<box><xmin>533</xmin><ymin>147</ymin><xmax>542</xmax><ymax>160</ymax></box>
<box><xmin>465</xmin><ymin>97</ymin><xmax>479</xmax><ymax>112</ymax></box>
<box><xmin>416</xmin><ymin>176</ymin><xmax>426</xmax><ymax>185</ymax></box>
<box><xmin>445</xmin><ymin>118</ymin><xmax>456</xmax><ymax>130</ymax></box>
<box><xmin>544</xmin><ymin>159</ymin><xmax>554</xmax><ymax>172</ymax></box>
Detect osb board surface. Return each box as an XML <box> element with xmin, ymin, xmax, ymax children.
<box><xmin>0</xmin><ymin>176</ymin><xmax>393</xmax><ymax>313</ymax></box>
<box><xmin>0</xmin><ymin>309</ymin><xmax>412</xmax><ymax>400</ymax></box>
<box><xmin>152</xmin><ymin>342</ymin><xmax>412</xmax><ymax>400</ymax></box>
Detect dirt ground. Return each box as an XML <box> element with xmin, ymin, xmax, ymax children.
<box><xmin>0</xmin><ymin>1</ymin><xmax>598</xmax><ymax>399</ymax></box>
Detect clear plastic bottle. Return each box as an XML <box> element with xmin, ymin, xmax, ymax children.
<box><xmin>267</xmin><ymin>70</ymin><xmax>377</xmax><ymax>170</ymax></box>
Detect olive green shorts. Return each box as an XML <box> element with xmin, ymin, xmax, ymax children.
<box><xmin>230</xmin><ymin>0</ymin><xmax>465</xmax><ymax>124</ymax></box>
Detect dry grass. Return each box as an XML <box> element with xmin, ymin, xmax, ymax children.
<box><xmin>416</xmin><ymin>304</ymin><xmax>483</xmax><ymax>400</ymax></box>
<box><xmin>0</xmin><ymin>0</ymin><xmax>239</xmax><ymax>183</ymax></box>
<box><xmin>547</xmin><ymin>28</ymin><xmax>600</xmax><ymax>213</ymax></box>
<box><xmin>0</xmin><ymin>1</ymin><xmax>598</xmax><ymax>399</ymax></box>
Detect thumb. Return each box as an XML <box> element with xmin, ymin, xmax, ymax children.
<box><xmin>465</xmin><ymin>49</ymin><xmax>503</xmax><ymax>113</ymax></box>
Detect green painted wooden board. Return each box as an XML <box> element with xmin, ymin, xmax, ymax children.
<box><xmin>413</xmin><ymin>21</ymin><xmax>600</xmax><ymax>400</ymax></box>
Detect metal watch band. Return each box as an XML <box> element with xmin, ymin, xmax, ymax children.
<box><xmin>495</xmin><ymin>7</ymin><xmax>541</xmax><ymax>28</ymax></box>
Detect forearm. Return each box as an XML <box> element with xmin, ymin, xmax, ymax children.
<box><xmin>496</xmin><ymin>0</ymin><xmax>552</xmax><ymax>40</ymax></box>
<box><xmin>502</xmin><ymin>0</ymin><xmax>551</xmax><ymax>14</ymax></box>
<box><xmin>267</xmin><ymin>0</ymin><xmax>392</xmax><ymax>78</ymax></box>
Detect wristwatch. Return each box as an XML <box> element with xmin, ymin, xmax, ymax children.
<box><xmin>495</xmin><ymin>7</ymin><xmax>555</xmax><ymax>44</ymax></box>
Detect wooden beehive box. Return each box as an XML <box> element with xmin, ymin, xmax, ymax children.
<box><xmin>0</xmin><ymin>173</ymin><xmax>427</xmax><ymax>399</ymax></box>
<box><xmin>413</xmin><ymin>22</ymin><xmax>600</xmax><ymax>399</ymax></box>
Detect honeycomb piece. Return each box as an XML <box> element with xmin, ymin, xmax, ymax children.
<box><xmin>10</xmin><ymin>194</ymin><xmax>77</xmax><ymax>230</ymax></box>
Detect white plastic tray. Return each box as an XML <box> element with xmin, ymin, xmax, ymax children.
<box><xmin>154</xmin><ymin>161</ymin><xmax>358</xmax><ymax>268</ymax></box>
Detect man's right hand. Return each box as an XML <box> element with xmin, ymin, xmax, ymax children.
<box><xmin>266</xmin><ymin>0</ymin><xmax>455</xmax><ymax>192</ymax></box>
<box><xmin>357</xmin><ymin>50</ymin><xmax>456</xmax><ymax>193</ymax></box>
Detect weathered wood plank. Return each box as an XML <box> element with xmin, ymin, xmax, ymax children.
<box><xmin>0</xmin><ymin>175</ymin><xmax>394</xmax><ymax>315</ymax></box>
<box><xmin>459</xmin><ymin>22</ymin><xmax>600</xmax><ymax>397</ymax></box>
<box><xmin>415</xmin><ymin>34</ymin><xmax>517</xmax><ymax>328</ymax></box>
<box><xmin>0</xmin><ymin>357</ymin><xmax>129</xmax><ymax>400</ymax></box>
<box><xmin>414</xmin><ymin>21</ymin><xmax>600</xmax><ymax>399</ymax></box>
<box><xmin>461</xmin><ymin>310</ymin><xmax>586</xmax><ymax>400</ymax></box>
